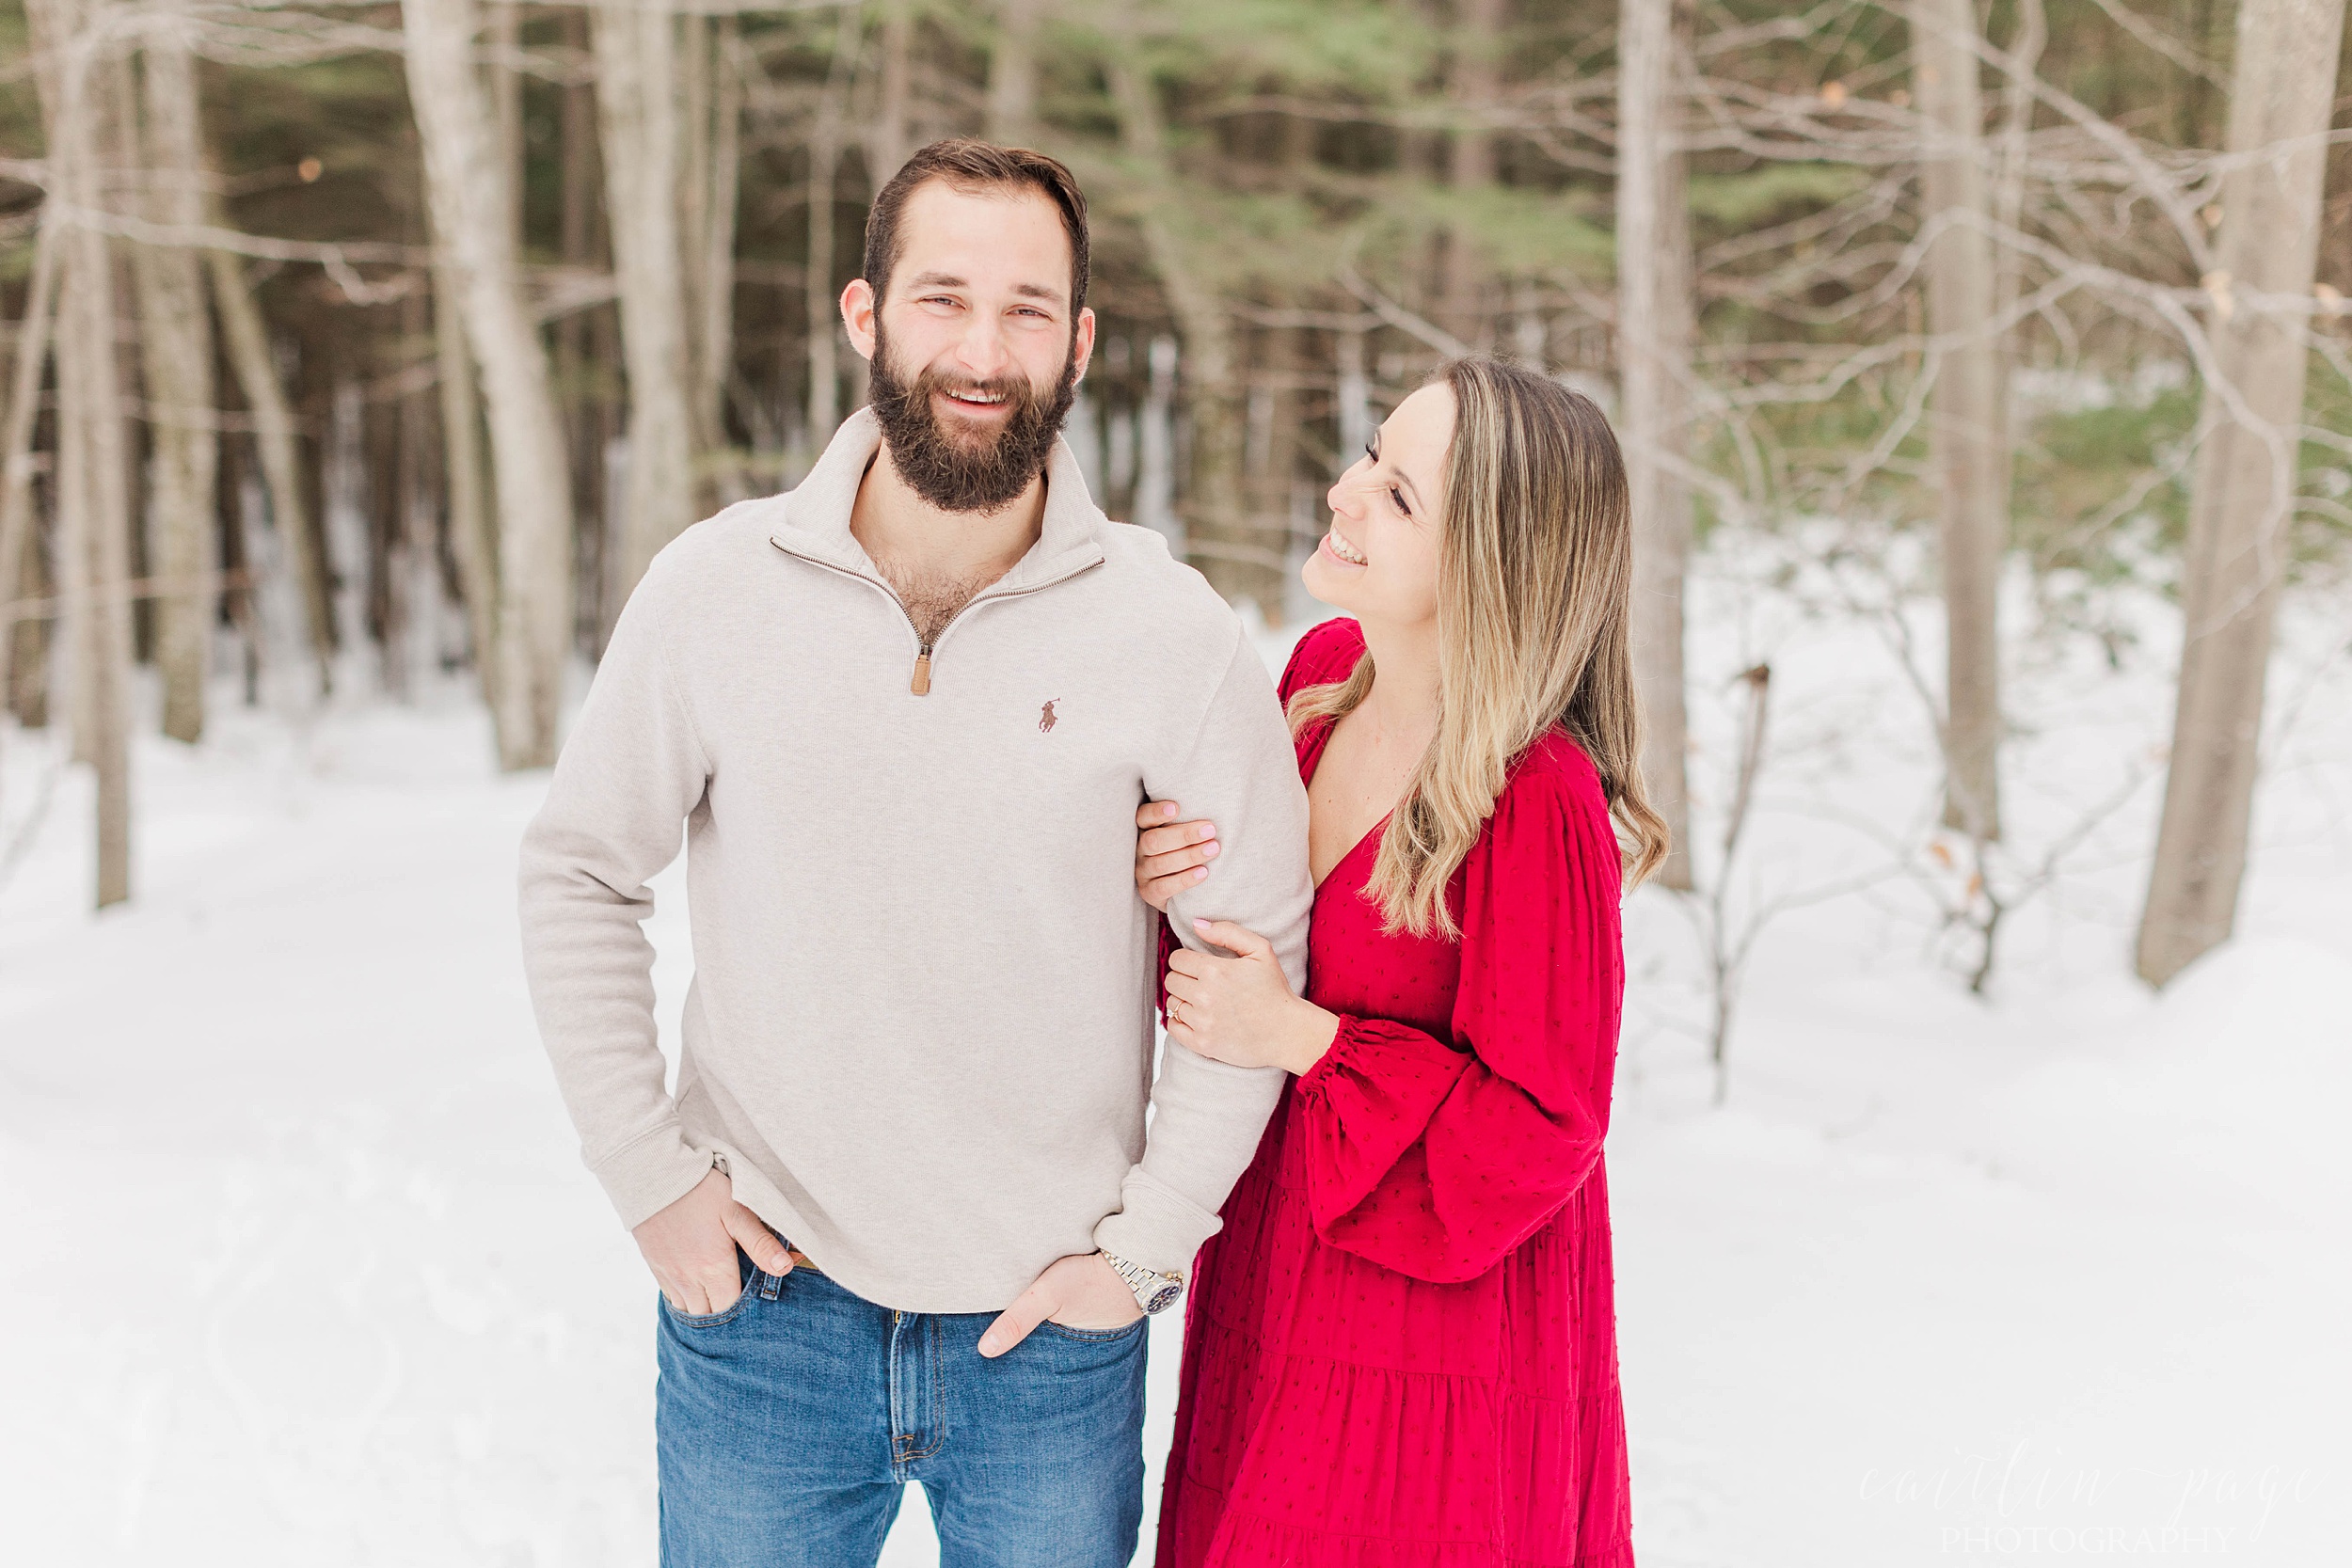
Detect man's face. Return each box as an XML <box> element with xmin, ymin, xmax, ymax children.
<box><xmin>844</xmin><ymin>182</ymin><xmax>1097</xmax><ymax>514</ymax></box>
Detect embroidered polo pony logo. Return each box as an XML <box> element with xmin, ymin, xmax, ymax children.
<box><xmin>1039</xmin><ymin>699</ymin><xmax>1061</xmax><ymax>733</ymax></box>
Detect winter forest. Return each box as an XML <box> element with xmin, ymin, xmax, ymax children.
<box><xmin>2</xmin><ymin>0</ymin><xmax>2347</xmax><ymax>1562</ymax></box>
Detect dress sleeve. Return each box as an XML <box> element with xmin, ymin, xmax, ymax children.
<box><xmin>1290</xmin><ymin>761</ymin><xmax>1625</xmax><ymax>1284</ymax></box>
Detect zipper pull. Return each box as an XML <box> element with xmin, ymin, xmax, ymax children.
<box><xmin>910</xmin><ymin>644</ymin><xmax>933</xmax><ymax>696</ymax></box>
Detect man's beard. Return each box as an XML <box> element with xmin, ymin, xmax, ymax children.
<box><xmin>866</xmin><ymin>321</ymin><xmax>1079</xmax><ymax>514</ymax></box>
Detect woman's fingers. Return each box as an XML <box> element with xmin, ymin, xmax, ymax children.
<box><xmin>1163</xmin><ymin>970</ymin><xmax>1205</xmax><ymax>1005</ymax></box>
<box><xmin>1168</xmin><ymin>947</ymin><xmax>1211</xmax><ymax>979</ymax></box>
<box><xmin>1191</xmin><ymin>918</ymin><xmax>1273</xmax><ymax>958</ymax></box>
<box><xmin>1140</xmin><ymin>843</ymin><xmax>1216</xmax><ymax>880</ymax></box>
<box><xmin>1140</xmin><ymin>872</ymin><xmax>1199</xmax><ymax>911</ymax></box>
<box><xmin>1135</xmin><ymin>798</ymin><xmax>1184</xmax><ymax>830</ymax></box>
<box><xmin>1138</xmin><ymin>820</ymin><xmax>1217</xmax><ymax>858</ymax></box>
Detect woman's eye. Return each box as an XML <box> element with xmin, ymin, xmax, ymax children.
<box><xmin>1390</xmin><ymin>486</ymin><xmax>1411</xmax><ymax>516</ymax></box>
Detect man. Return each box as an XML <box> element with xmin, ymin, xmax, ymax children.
<box><xmin>517</xmin><ymin>139</ymin><xmax>1311</xmax><ymax>1566</ymax></box>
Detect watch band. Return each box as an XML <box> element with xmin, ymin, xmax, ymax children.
<box><xmin>1101</xmin><ymin>1249</ymin><xmax>1184</xmax><ymax>1314</ymax></box>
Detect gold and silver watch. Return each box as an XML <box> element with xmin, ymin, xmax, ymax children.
<box><xmin>1100</xmin><ymin>1250</ymin><xmax>1184</xmax><ymax>1314</ymax></box>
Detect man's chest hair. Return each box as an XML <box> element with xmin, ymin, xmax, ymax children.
<box><xmin>872</xmin><ymin>557</ymin><xmax>996</xmax><ymax>642</ymax></box>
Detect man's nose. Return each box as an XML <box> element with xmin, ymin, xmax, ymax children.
<box><xmin>951</xmin><ymin>313</ymin><xmax>1015</xmax><ymax>380</ymax></box>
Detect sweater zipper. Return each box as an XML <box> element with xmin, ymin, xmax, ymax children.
<box><xmin>771</xmin><ymin>541</ymin><xmax>1103</xmax><ymax>696</ymax></box>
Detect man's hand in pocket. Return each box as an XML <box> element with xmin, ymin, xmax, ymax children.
<box><xmin>977</xmin><ymin>1253</ymin><xmax>1142</xmax><ymax>1357</ymax></box>
<box><xmin>631</xmin><ymin>1169</ymin><xmax>797</xmax><ymax>1315</ymax></box>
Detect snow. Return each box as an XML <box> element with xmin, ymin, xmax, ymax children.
<box><xmin>0</xmin><ymin>585</ymin><xmax>2343</xmax><ymax>1565</ymax></box>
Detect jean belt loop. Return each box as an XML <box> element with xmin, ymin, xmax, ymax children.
<box><xmin>758</xmin><ymin>1231</ymin><xmax>789</xmax><ymax>1300</ymax></box>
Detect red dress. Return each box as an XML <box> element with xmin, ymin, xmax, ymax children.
<box><xmin>1156</xmin><ymin>618</ymin><xmax>1637</xmax><ymax>1568</ymax></box>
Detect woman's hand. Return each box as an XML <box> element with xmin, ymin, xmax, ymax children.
<box><xmin>1135</xmin><ymin>799</ymin><xmax>1220</xmax><ymax>912</ymax></box>
<box><xmin>1165</xmin><ymin>919</ymin><xmax>1340</xmax><ymax>1076</ymax></box>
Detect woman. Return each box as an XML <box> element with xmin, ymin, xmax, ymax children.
<box><xmin>1136</xmin><ymin>356</ymin><xmax>1663</xmax><ymax>1567</ymax></box>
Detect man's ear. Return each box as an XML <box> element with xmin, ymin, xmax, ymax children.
<box><xmin>840</xmin><ymin>277</ymin><xmax>878</xmax><ymax>363</ymax></box>
<box><xmin>1070</xmin><ymin>306</ymin><xmax>1098</xmax><ymax>386</ymax></box>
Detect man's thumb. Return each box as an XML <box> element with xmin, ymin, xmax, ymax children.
<box><xmin>724</xmin><ymin>1204</ymin><xmax>795</xmax><ymax>1276</ymax></box>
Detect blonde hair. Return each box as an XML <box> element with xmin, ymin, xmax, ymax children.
<box><xmin>1288</xmin><ymin>356</ymin><xmax>1670</xmax><ymax>939</ymax></box>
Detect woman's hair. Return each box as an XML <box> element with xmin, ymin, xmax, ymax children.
<box><xmin>1287</xmin><ymin>355</ymin><xmax>1671</xmax><ymax>939</ymax></box>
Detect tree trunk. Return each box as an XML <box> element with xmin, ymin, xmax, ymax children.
<box><xmin>405</xmin><ymin>0</ymin><xmax>575</xmax><ymax>769</ymax></box>
<box><xmin>691</xmin><ymin>15</ymin><xmax>742</xmax><ymax>503</ymax></box>
<box><xmin>1440</xmin><ymin>0</ymin><xmax>1504</xmax><ymax>347</ymax></box>
<box><xmin>435</xmin><ymin>256</ymin><xmax>499</xmax><ymax>711</ymax></box>
<box><xmin>592</xmin><ymin>0</ymin><xmax>698</xmax><ymax>603</ymax></box>
<box><xmin>1912</xmin><ymin>0</ymin><xmax>2006</xmax><ymax>843</ymax></box>
<box><xmin>868</xmin><ymin>0</ymin><xmax>914</xmax><ymax>192</ymax></box>
<box><xmin>2137</xmin><ymin>0</ymin><xmax>2349</xmax><ymax>987</ymax></box>
<box><xmin>806</xmin><ymin>8</ymin><xmax>858</xmax><ymax>448</ymax></box>
<box><xmin>129</xmin><ymin>17</ymin><xmax>219</xmax><ymax>743</ymax></box>
<box><xmin>555</xmin><ymin>4</ymin><xmax>606</xmax><ymax>641</ymax></box>
<box><xmin>208</xmin><ymin>240</ymin><xmax>332</xmax><ymax>694</ymax></box>
<box><xmin>0</xmin><ymin>208</ymin><xmax>61</xmax><ymax>712</ymax></box>
<box><xmin>1989</xmin><ymin>0</ymin><xmax>2045</xmax><ymax>481</ymax></box>
<box><xmin>489</xmin><ymin>1</ymin><xmax>523</xmax><ymax>246</ymax></box>
<box><xmin>986</xmin><ymin>0</ymin><xmax>1042</xmax><ymax>143</ymax></box>
<box><xmin>33</xmin><ymin>0</ymin><xmax>135</xmax><ymax>904</ymax></box>
<box><xmin>1617</xmin><ymin>0</ymin><xmax>1697</xmax><ymax>890</ymax></box>
<box><xmin>1106</xmin><ymin>48</ymin><xmax>1273</xmax><ymax>622</ymax></box>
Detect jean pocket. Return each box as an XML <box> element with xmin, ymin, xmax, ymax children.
<box><xmin>1036</xmin><ymin>1315</ymin><xmax>1148</xmax><ymax>1344</ymax></box>
<box><xmin>662</xmin><ymin>1289</ymin><xmax>750</xmax><ymax>1330</ymax></box>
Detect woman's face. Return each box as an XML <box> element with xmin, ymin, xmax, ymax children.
<box><xmin>1303</xmin><ymin>382</ymin><xmax>1454</xmax><ymax>631</ymax></box>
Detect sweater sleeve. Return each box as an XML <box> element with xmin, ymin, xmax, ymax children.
<box><xmin>516</xmin><ymin>554</ymin><xmax>719</xmax><ymax>1232</ymax></box>
<box><xmin>1094</xmin><ymin>631</ymin><xmax>1314</xmax><ymax>1277</ymax></box>
<box><xmin>1291</xmin><ymin>760</ymin><xmax>1624</xmax><ymax>1284</ymax></box>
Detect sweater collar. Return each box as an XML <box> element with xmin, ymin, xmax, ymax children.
<box><xmin>768</xmin><ymin>405</ymin><xmax>1106</xmax><ymax>588</ymax></box>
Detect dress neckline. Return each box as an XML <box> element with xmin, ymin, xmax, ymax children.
<box><xmin>1302</xmin><ymin>712</ymin><xmax>1393</xmax><ymax>896</ymax></box>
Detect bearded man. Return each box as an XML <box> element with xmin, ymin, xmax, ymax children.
<box><xmin>517</xmin><ymin>140</ymin><xmax>1311</xmax><ymax>1567</ymax></box>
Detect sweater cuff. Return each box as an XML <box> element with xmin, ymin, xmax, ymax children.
<box><xmin>1091</xmin><ymin>1168</ymin><xmax>1224</xmax><ymax>1279</ymax></box>
<box><xmin>589</xmin><ymin>1122</ymin><xmax>718</xmax><ymax>1232</ymax></box>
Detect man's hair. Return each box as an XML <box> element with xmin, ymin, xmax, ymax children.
<box><xmin>863</xmin><ymin>138</ymin><xmax>1089</xmax><ymax>316</ymax></box>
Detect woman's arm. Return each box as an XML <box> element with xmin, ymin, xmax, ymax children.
<box><xmin>1292</xmin><ymin>764</ymin><xmax>1625</xmax><ymax>1284</ymax></box>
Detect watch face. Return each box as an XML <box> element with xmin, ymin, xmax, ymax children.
<box><xmin>1144</xmin><ymin>1280</ymin><xmax>1183</xmax><ymax>1314</ymax></box>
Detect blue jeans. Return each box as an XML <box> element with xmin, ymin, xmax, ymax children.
<box><xmin>656</xmin><ymin>1247</ymin><xmax>1148</xmax><ymax>1568</ymax></box>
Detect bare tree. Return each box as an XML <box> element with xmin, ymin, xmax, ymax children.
<box><xmin>433</xmin><ymin>255</ymin><xmax>497</xmax><ymax>708</ymax></box>
<box><xmin>128</xmin><ymin>10</ymin><xmax>218</xmax><ymax>744</ymax></box>
<box><xmin>1911</xmin><ymin>0</ymin><xmax>2007</xmax><ymax>845</ymax></box>
<box><xmin>208</xmin><ymin>248</ymin><xmax>330</xmax><ymax>696</ymax></box>
<box><xmin>687</xmin><ymin>16</ymin><xmax>743</xmax><ymax>504</ymax></box>
<box><xmin>1617</xmin><ymin>0</ymin><xmax>1697</xmax><ymax>890</ymax></box>
<box><xmin>805</xmin><ymin>6</ymin><xmax>858</xmax><ymax>448</ymax></box>
<box><xmin>404</xmin><ymin>0</ymin><xmax>574</xmax><ymax>768</ymax></box>
<box><xmin>0</xmin><ymin>219</ymin><xmax>61</xmax><ymax>715</ymax></box>
<box><xmin>593</xmin><ymin>0</ymin><xmax>697</xmax><ymax>603</ymax></box>
<box><xmin>30</xmin><ymin>0</ymin><xmax>133</xmax><ymax>904</ymax></box>
<box><xmin>2137</xmin><ymin>0</ymin><xmax>2350</xmax><ymax>988</ymax></box>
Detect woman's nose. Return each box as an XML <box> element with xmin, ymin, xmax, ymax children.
<box><xmin>1327</xmin><ymin>463</ymin><xmax>1367</xmax><ymax>519</ymax></box>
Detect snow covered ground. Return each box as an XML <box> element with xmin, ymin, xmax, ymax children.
<box><xmin>0</xmin><ymin>583</ymin><xmax>2344</xmax><ymax>1566</ymax></box>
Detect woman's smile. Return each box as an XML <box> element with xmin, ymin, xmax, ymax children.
<box><xmin>1319</xmin><ymin>526</ymin><xmax>1369</xmax><ymax>567</ymax></box>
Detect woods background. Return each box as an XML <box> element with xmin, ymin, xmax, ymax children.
<box><xmin>3</xmin><ymin>0</ymin><xmax>2350</xmax><ymax>1004</ymax></box>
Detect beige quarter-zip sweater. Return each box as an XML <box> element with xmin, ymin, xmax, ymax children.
<box><xmin>517</xmin><ymin>409</ymin><xmax>1311</xmax><ymax>1312</ymax></box>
